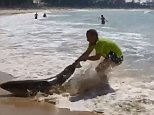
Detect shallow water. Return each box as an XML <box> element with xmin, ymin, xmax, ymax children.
<box><xmin>0</xmin><ymin>9</ymin><xmax>154</xmax><ymax>114</ymax></box>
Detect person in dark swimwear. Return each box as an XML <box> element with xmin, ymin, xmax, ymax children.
<box><xmin>100</xmin><ymin>15</ymin><xmax>108</xmax><ymax>24</ymax></box>
<box><xmin>43</xmin><ymin>13</ymin><xmax>47</xmax><ymax>17</ymax></box>
<box><xmin>34</xmin><ymin>12</ymin><xmax>38</xmax><ymax>19</ymax></box>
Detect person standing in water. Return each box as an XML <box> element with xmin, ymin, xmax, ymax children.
<box><xmin>76</xmin><ymin>29</ymin><xmax>123</xmax><ymax>74</ymax></box>
<box><xmin>43</xmin><ymin>13</ymin><xmax>47</xmax><ymax>17</ymax></box>
<box><xmin>100</xmin><ymin>15</ymin><xmax>108</xmax><ymax>25</ymax></box>
<box><xmin>34</xmin><ymin>12</ymin><xmax>38</xmax><ymax>19</ymax></box>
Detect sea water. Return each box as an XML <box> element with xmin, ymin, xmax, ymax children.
<box><xmin>0</xmin><ymin>9</ymin><xmax>154</xmax><ymax>114</ymax></box>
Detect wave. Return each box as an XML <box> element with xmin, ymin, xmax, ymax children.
<box><xmin>48</xmin><ymin>14</ymin><xmax>71</xmax><ymax>17</ymax></box>
<box><xmin>63</xmin><ymin>59</ymin><xmax>111</xmax><ymax>95</ymax></box>
<box><xmin>34</xmin><ymin>62</ymin><xmax>154</xmax><ymax>114</ymax></box>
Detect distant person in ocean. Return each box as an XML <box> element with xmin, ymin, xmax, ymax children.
<box><xmin>100</xmin><ymin>15</ymin><xmax>108</xmax><ymax>24</ymax></box>
<box><xmin>34</xmin><ymin>12</ymin><xmax>38</xmax><ymax>19</ymax></box>
<box><xmin>76</xmin><ymin>29</ymin><xmax>123</xmax><ymax>74</ymax></box>
<box><xmin>43</xmin><ymin>13</ymin><xmax>47</xmax><ymax>18</ymax></box>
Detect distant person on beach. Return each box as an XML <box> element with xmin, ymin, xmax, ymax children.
<box><xmin>76</xmin><ymin>29</ymin><xmax>123</xmax><ymax>74</ymax></box>
<box><xmin>100</xmin><ymin>15</ymin><xmax>108</xmax><ymax>24</ymax></box>
<box><xmin>43</xmin><ymin>13</ymin><xmax>47</xmax><ymax>17</ymax></box>
<box><xmin>34</xmin><ymin>12</ymin><xmax>38</xmax><ymax>19</ymax></box>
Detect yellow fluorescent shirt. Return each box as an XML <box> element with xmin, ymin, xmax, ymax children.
<box><xmin>88</xmin><ymin>37</ymin><xmax>123</xmax><ymax>58</ymax></box>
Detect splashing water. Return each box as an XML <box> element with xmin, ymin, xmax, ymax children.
<box><xmin>0</xmin><ymin>9</ymin><xmax>154</xmax><ymax>114</ymax></box>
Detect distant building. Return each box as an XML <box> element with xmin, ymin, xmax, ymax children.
<box><xmin>33</xmin><ymin>0</ymin><xmax>40</xmax><ymax>4</ymax></box>
<box><xmin>33</xmin><ymin>0</ymin><xmax>45</xmax><ymax>7</ymax></box>
<box><xmin>142</xmin><ymin>0</ymin><xmax>154</xmax><ymax>7</ymax></box>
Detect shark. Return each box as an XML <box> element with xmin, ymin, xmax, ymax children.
<box><xmin>0</xmin><ymin>62</ymin><xmax>78</xmax><ymax>97</ymax></box>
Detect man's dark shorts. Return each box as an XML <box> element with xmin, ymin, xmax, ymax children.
<box><xmin>106</xmin><ymin>51</ymin><xmax>123</xmax><ymax>64</ymax></box>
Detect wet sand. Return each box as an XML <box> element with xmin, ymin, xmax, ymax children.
<box><xmin>0</xmin><ymin>9</ymin><xmax>41</xmax><ymax>15</ymax></box>
<box><xmin>0</xmin><ymin>8</ymin><xmax>72</xmax><ymax>15</ymax></box>
<box><xmin>0</xmin><ymin>72</ymin><xmax>98</xmax><ymax>115</ymax></box>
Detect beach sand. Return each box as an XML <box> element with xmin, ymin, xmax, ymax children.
<box><xmin>0</xmin><ymin>8</ymin><xmax>72</xmax><ymax>15</ymax></box>
<box><xmin>0</xmin><ymin>9</ymin><xmax>40</xmax><ymax>15</ymax></box>
<box><xmin>0</xmin><ymin>71</ymin><xmax>98</xmax><ymax>115</ymax></box>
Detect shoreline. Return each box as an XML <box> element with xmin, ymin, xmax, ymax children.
<box><xmin>0</xmin><ymin>8</ymin><xmax>39</xmax><ymax>15</ymax></box>
<box><xmin>0</xmin><ymin>8</ymin><xmax>73</xmax><ymax>16</ymax></box>
<box><xmin>0</xmin><ymin>8</ymin><xmax>153</xmax><ymax>16</ymax></box>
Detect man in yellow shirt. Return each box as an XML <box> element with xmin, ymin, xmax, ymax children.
<box><xmin>76</xmin><ymin>29</ymin><xmax>123</xmax><ymax>72</ymax></box>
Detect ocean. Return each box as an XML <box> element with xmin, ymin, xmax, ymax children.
<box><xmin>0</xmin><ymin>9</ymin><xmax>154</xmax><ymax>114</ymax></box>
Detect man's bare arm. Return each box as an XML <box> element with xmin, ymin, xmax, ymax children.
<box><xmin>76</xmin><ymin>45</ymin><xmax>93</xmax><ymax>62</ymax></box>
<box><xmin>87</xmin><ymin>54</ymin><xmax>101</xmax><ymax>61</ymax></box>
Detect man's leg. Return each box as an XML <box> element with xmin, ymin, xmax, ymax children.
<box><xmin>95</xmin><ymin>59</ymin><xmax>118</xmax><ymax>84</ymax></box>
<box><xmin>96</xmin><ymin>58</ymin><xmax>116</xmax><ymax>73</ymax></box>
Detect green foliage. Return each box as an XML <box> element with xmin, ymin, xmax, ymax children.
<box><xmin>0</xmin><ymin>0</ymin><xmax>151</xmax><ymax>8</ymax></box>
<box><xmin>42</xmin><ymin>0</ymin><xmax>140</xmax><ymax>8</ymax></box>
<box><xmin>43</xmin><ymin>0</ymin><xmax>93</xmax><ymax>7</ymax></box>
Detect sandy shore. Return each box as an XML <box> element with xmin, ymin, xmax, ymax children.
<box><xmin>0</xmin><ymin>72</ymin><xmax>98</xmax><ymax>115</ymax></box>
<box><xmin>0</xmin><ymin>9</ymin><xmax>40</xmax><ymax>15</ymax></box>
<box><xmin>0</xmin><ymin>8</ymin><xmax>153</xmax><ymax>16</ymax></box>
<box><xmin>0</xmin><ymin>8</ymin><xmax>73</xmax><ymax>16</ymax></box>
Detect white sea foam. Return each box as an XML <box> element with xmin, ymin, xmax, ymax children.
<box><xmin>48</xmin><ymin>14</ymin><xmax>71</xmax><ymax>17</ymax></box>
<box><xmin>36</xmin><ymin>64</ymin><xmax>154</xmax><ymax>114</ymax></box>
<box><xmin>0</xmin><ymin>10</ymin><xmax>154</xmax><ymax>114</ymax></box>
